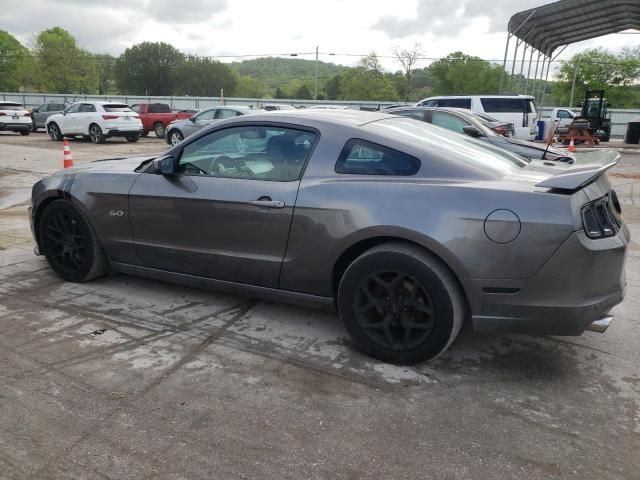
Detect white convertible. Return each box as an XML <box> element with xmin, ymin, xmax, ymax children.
<box><xmin>46</xmin><ymin>101</ymin><xmax>143</xmax><ymax>144</ymax></box>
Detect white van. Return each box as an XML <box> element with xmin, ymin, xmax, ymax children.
<box><xmin>415</xmin><ymin>95</ymin><xmax>537</xmax><ymax>140</ymax></box>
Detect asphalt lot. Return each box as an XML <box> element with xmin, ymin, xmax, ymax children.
<box><xmin>1</xmin><ymin>131</ymin><xmax>639</xmax><ymax>479</ymax></box>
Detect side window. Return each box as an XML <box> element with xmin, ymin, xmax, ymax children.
<box><xmin>215</xmin><ymin>109</ymin><xmax>237</xmax><ymax>119</ymax></box>
<box><xmin>480</xmin><ymin>98</ymin><xmax>525</xmax><ymax>113</ymax></box>
<box><xmin>394</xmin><ymin>110</ymin><xmax>426</xmax><ymax>121</ymax></box>
<box><xmin>419</xmin><ymin>100</ymin><xmax>438</xmax><ymax>107</ymax></box>
<box><xmin>439</xmin><ymin>98</ymin><xmax>471</xmax><ymax>109</ymax></box>
<box><xmin>431</xmin><ymin>112</ymin><xmax>469</xmax><ymax>133</ymax></box>
<box><xmin>64</xmin><ymin>104</ymin><xmax>81</xmax><ymax>114</ymax></box>
<box><xmin>178</xmin><ymin>126</ymin><xmax>317</xmax><ymax>182</ymax></box>
<box><xmin>195</xmin><ymin>109</ymin><xmax>216</xmax><ymax>121</ymax></box>
<box><xmin>557</xmin><ymin>110</ymin><xmax>572</xmax><ymax>119</ymax></box>
<box><xmin>79</xmin><ymin>104</ymin><xmax>96</xmax><ymax>113</ymax></box>
<box><xmin>51</xmin><ymin>104</ymin><xmax>65</xmax><ymax>111</ymax></box>
<box><xmin>335</xmin><ymin>139</ymin><xmax>420</xmax><ymax>176</ymax></box>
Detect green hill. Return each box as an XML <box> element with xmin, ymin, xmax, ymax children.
<box><xmin>230</xmin><ymin>57</ymin><xmax>349</xmax><ymax>92</ymax></box>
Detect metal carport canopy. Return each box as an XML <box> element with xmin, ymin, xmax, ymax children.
<box><xmin>509</xmin><ymin>0</ymin><xmax>640</xmax><ymax>56</ymax></box>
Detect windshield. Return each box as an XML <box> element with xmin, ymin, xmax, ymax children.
<box><xmin>368</xmin><ymin>117</ymin><xmax>530</xmax><ymax>173</ymax></box>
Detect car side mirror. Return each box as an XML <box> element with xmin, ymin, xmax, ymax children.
<box><xmin>463</xmin><ymin>125</ymin><xmax>483</xmax><ymax>138</ymax></box>
<box><xmin>152</xmin><ymin>155</ymin><xmax>177</xmax><ymax>175</ymax></box>
<box><xmin>189</xmin><ymin>117</ymin><xmax>196</xmax><ymax>122</ymax></box>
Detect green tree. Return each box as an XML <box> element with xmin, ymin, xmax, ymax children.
<box><xmin>33</xmin><ymin>27</ymin><xmax>99</xmax><ymax>93</ymax></box>
<box><xmin>115</xmin><ymin>42</ymin><xmax>184</xmax><ymax>95</ymax></box>
<box><xmin>428</xmin><ymin>51</ymin><xmax>503</xmax><ymax>95</ymax></box>
<box><xmin>555</xmin><ymin>48</ymin><xmax>640</xmax><ymax>107</ymax></box>
<box><xmin>274</xmin><ymin>87</ymin><xmax>286</xmax><ymax>99</ymax></box>
<box><xmin>0</xmin><ymin>30</ymin><xmax>30</xmax><ymax>91</ymax></box>
<box><xmin>324</xmin><ymin>74</ymin><xmax>341</xmax><ymax>100</ymax></box>
<box><xmin>174</xmin><ymin>55</ymin><xmax>237</xmax><ymax>96</ymax></box>
<box><xmin>95</xmin><ymin>53</ymin><xmax>116</xmax><ymax>95</ymax></box>
<box><xmin>234</xmin><ymin>75</ymin><xmax>267</xmax><ymax>98</ymax></box>
<box><xmin>339</xmin><ymin>67</ymin><xmax>399</xmax><ymax>101</ymax></box>
<box><xmin>294</xmin><ymin>83</ymin><xmax>312</xmax><ymax>99</ymax></box>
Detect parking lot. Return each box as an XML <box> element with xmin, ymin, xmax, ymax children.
<box><xmin>1</xmin><ymin>131</ymin><xmax>639</xmax><ymax>479</ymax></box>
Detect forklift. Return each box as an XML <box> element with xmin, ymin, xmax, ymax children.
<box><xmin>577</xmin><ymin>89</ymin><xmax>612</xmax><ymax>142</ymax></box>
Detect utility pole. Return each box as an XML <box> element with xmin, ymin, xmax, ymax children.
<box><xmin>569</xmin><ymin>64</ymin><xmax>579</xmax><ymax>108</ymax></box>
<box><xmin>313</xmin><ymin>46</ymin><xmax>319</xmax><ymax>101</ymax></box>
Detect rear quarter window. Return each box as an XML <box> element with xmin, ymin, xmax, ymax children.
<box><xmin>335</xmin><ymin>139</ymin><xmax>420</xmax><ymax>176</ymax></box>
<box><xmin>481</xmin><ymin>98</ymin><xmax>525</xmax><ymax>113</ymax></box>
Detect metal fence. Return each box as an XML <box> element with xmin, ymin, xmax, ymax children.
<box><xmin>3</xmin><ymin>92</ymin><xmax>638</xmax><ymax>138</ymax></box>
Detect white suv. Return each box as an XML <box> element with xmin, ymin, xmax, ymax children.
<box><xmin>46</xmin><ymin>101</ymin><xmax>143</xmax><ymax>144</ymax></box>
<box><xmin>0</xmin><ymin>102</ymin><xmax>32</xmax><ymax>136</ymax></box>
<box><xmin>415</xmin><ymin>95</ymin><xmax>537</xmax><ymax>140</ymax></box>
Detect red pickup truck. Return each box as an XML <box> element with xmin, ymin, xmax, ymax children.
<box><xmin>131</xmin><ymin>103</ymin><xmax>194</xmax><ymax>138</ymax></box>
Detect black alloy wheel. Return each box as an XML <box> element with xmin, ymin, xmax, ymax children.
<box><xmin>39</xmin><ymin>200</ymin><xmax>107</xmax><ymax>282</ymax></box>
<box><xmin>353</xmin><ymin>270</ymin><xmax>435</xmax><ymax>351</ymax></box>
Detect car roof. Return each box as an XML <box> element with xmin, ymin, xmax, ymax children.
<box><xmin>244</xmin><ymin>109</ymin><xmax>391</xmax><ymax>126</ymax></box>
<box><xmin>419</xmin><ymin>95</ymin><xmax>535</xmax><ymax>99</ymax></box>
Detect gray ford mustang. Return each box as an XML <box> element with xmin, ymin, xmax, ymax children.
<box><xmin>30</xmin><ymin>110</ymin><xmax>629</xmax><ymax>364</ymax></box>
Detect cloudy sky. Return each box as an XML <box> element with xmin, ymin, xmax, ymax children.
<box><xmin>3</xmin><ymin>0</ymin><xmax>638</xmax><ymax>73</ymax></box>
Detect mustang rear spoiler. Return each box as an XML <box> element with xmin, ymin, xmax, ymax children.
<box><xmin>536</xmin><ymin>150</ymin><xmax>620</xmax><ymax>190</ymax></box>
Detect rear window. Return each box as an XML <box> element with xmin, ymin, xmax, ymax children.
<box><xmin>481</xmin><ymin>98</ymin><xmax>526</xmax><ymax>113</ymax></box>
<box><xmin>148</xmin><ymin>103</ymin><xmax>171</xmax><ymax>113</ymax></box>
<box><xmin>335</xmin><ymin>139</ymin><xmax>420</xmax><ymax>176</ymax></box>
<box><xmin>103</xmin><ymin>104</ymin><xmax>133</xmax><ymax>112</ymax></box>
<box><xmin>438</xmin><ymin>98</ymin><xmax>471</xmax><ymax>109</ymax></box>
<box><xmin>0</xmin><ymin>103</ymin><xmax>24</xmax><ymax>110</ymax></box>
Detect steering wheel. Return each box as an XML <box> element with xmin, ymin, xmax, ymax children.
<box><xmin>181</xmin><ymin>162</ymin><xmax>207</xmax><ymax>175</ymax></box>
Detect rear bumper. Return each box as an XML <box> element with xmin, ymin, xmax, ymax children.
<box><xmin>470</xmin><ymin>225</ymin><xmax>629</xmax><ymax>335</ymax></box>
<box><xmin>105</xmin><ymin>128</ymin><xmax>142</xmax><ymax>137</ymax></box>
<box><xmin>0</xmin><ymin>122</ymin><xmax>30</xmax><ymax>132</ymax></box>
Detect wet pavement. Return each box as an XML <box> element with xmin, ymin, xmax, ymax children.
<box><xmin>1</xmin><ymin>133</ymin><xmax>639</xmax><ymax>479</ymax></box>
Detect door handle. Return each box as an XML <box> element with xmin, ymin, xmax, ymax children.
<box><xmin>249</xmin><ymin>199</ymin><xmax>285</xmax><ymax>209</ymax></box>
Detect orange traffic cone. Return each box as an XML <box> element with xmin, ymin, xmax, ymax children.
<box><xmin>63</xmin><ymin>139</ymin><xmax>74</xmax><ymax>168</ymax></box>
<box><xmin>568</xmin><ymin>137</ymin><xmax>576</xmax><ymax>153</ymax></box>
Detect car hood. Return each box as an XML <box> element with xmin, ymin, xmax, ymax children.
<box><xmin>57</xmin><ymin>155</ymin><xmax>158</xmax><ymax>174</ymax></box>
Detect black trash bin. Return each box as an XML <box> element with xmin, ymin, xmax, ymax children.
<box><xmin>624</xmin><ymin>116</ymin><xmax>640</xmax><ymax>144</ymax></box>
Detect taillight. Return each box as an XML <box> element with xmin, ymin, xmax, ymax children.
<box><xmin>494</xmin><ymin>126</ymin><xmax>508</xmax><ymax>136</ymax></box>
<box><xmin>23</xmin><ymin>112</ymin><xmax>30</xmax><ymax>116</ymax></box>
<box><xmin>582</xmin><ymin>195</ymin><xmax>621</xmax><ymax>239</ymax></box>
<box><xmin>0</xmin><ymin>112</ymin><xmax>6</xmax><ymax>116</ymax></box>
<box><xmin>102</xmin><ymin>114</ymin><xmax>118</xmax><ymax>120</ymax></box>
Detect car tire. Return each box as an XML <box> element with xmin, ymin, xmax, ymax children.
<box><xmin>89</xmin><ymin>123</ymin><xmax>105</xmax><ymax>144</ymax></box>
<box><xmin>126</xmin><ymin>134</ymin><xmax>139</xmax><ymax>143</ymax></box>
<box><xmin>154</xmin><ymin>122</ymin><xmax>166</xmax><ymax>138</ymax></box>
<box><xmin>48</xmin><ymin>123</ymin><xmax>63</xmax><ymax>141</ymax></box>
<box><xmin>141</xmin><ymin>130</ymin><xmax>149</xmax><ymax>137</ymax></box>
<box><xmin>20</xmin><ymin>129</ymin><xmax>30</xmax><ymax>136</ymax></box>
<box><xmin>169</xmin><ymin>129</ymin><xmax>183</xmax><ymax>146</ymax></box>
<box><xmin>39</xmin><ymin>200</ymin><xmax>108</xmax><ymax>283</ymax></box>
<box><xmin>337</xmin><ymin>243</ymin><xmax>464</xmax><ymax>365</ymax></box>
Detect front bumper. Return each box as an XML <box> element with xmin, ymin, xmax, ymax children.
<box><xmin>470</xmin><ymin>225</ymin><xmax>629</xmax><ymax>335</ymax></box>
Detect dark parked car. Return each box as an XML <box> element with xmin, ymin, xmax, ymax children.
<box><xmin>165</xmin><ymin>106</ymin><xmax>257</xmax><ymax>146</ymax></box>
<box><xmin>30</xmin><ymin>102</ymin><xmax>68</xmax><ymax>132</ymax></box>
<box><xmin>30</xmin><ymin>110</ymin><xmax>627</xmax><ymax>364</ymax></box>
<box><xmin>388</xmin><ymin>107</ymin><xmax>571</xmax><ymax>162</ymax></box>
